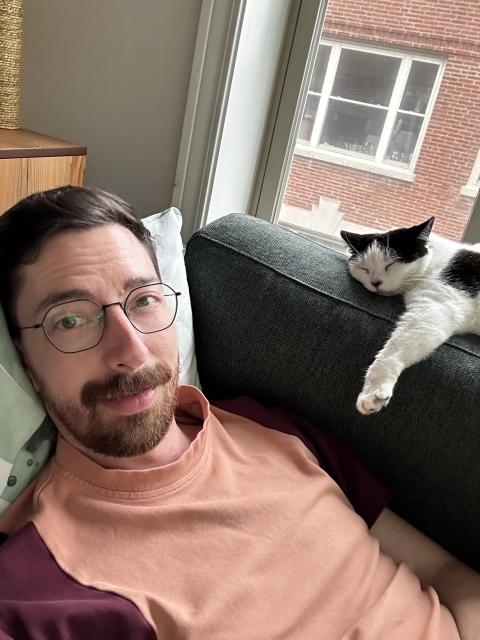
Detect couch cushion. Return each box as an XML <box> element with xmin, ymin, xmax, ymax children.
<box><xmin>185</xmin><ymin>213</ymin><xmax>480</xmax><ymax>570</ymax></box>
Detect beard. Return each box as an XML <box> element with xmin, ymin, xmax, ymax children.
<box><xmin>37</xmin><ymin>361</ymin><xmax>179</xmax><ymax>458</ymax></box>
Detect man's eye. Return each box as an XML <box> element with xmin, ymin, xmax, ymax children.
<box><xmin>56</xmin><ymin>315</ymin><xmax>86</xmax><ymax>330</ymax></box>
<box><xmin>135</xmin><ymin>295</ymin><xmax>160</xmax><ymax>308</ymax></box>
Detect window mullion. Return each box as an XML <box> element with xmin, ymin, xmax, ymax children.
<box><xmin>311</xmin><ymin>43</ymin><xmax>341</xmax><ymax>147</ymax></box>
<box><xmin>375</xmin><ymin>56</ymin><xmax>411</xmax><ymax>162</ymax></box>
<box><xmin>467</xmin><ymin>149</ymin><xmax>480</xmax><ymax>187</ymax></box>
<box><xmin>329</xmin><ymin>96</ymin><xmax>388</xmax><ymax>110</ymax></box>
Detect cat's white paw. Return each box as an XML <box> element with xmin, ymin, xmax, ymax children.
<box><xmin>356</xmin><ymin>386</ymin><xmax>392</xmax><ymax>415</ymax></box>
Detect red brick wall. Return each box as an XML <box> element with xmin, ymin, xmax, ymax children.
<box><xmin>284</xmin><ymin>0</ymin><xmax>480</xmax><ymax>240</ymax></box>
<box><xmin>324</xmin><ymin>0</ymin><xmax>480</xmax><ymax>46</ymax></box>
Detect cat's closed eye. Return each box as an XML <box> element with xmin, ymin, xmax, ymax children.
<box><xmin>360</xmin><ymin>267</ymin><xmax>370</xmax><ymax>274</ymax></box>
<box><xmin>385</xmin><ymin>263</ymin><xmax>395</xmax><ymax>271</ymax></box>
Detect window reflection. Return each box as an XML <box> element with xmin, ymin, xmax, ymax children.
<box><xmin>299</xmin><ymin>94</ymin><xmax>320</xmax><ymax>141</ymax></box>
<box><xmin>385</xmin><ymin>113</ymin><xmax>423</xmax><ymax>164</ymax></box>
<box><xmin>400</xmin><ymin>61</ymin><xmax>438</xmax><ymax>114</ymax></box>
<box><xmin>332</xmin><ymin>49</ymin><xmax>400</xmax><ymax>106</ymax></box>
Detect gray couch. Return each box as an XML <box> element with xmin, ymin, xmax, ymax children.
<box><xmin>184</xmin><ymin>213</ymin><xmax>480</xmax><ymax>571</ymax></box>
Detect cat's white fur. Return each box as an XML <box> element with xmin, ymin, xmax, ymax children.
<box><xmin>346</xmin><ymin>230</ymin><xmax>480</xmax><ymax>415</ymax></box>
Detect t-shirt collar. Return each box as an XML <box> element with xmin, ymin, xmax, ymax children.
<box><xmin>54</xmin><ymin>385</ymin><xmax>211</xmax><ymax>495</ymax></box>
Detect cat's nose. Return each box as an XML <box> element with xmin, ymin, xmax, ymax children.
<box><xmin>371</xmin><ymin>280</ymin><xmax>383</xmax><ymax>287</ymax></box>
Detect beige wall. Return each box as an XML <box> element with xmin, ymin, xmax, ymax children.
<box><xmin>21</xmin><ymin>0</ymin><xmax>201</xmax><ymax>217</ymax></box>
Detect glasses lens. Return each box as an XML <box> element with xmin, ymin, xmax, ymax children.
<box><xmin>43</xmin><ymin>300</ymin><xmax>104</xmax><ymax>353</ymax></box>
<box><xmin>125</xmin><ymin>283</ymin><xmax>178</xmax><ymax>333</ymax></box>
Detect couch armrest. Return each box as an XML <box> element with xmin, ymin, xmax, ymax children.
<box><xmin>185</xmin><ymin>213</ymin><xmax>480</xmax><ymax>570</ymax></box>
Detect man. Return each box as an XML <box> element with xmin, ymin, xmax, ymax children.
<box><xmin>0</xmin><ymin>186</ymin><xmax>478</xmax><ymax>639</ymax></box>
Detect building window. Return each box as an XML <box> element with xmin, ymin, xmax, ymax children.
<box><xmin>297</xmin><ymin>41</ymin><xmax>444</xmax><ymax>178</ymax></box>
<box><xmin>461</xmin><ymin>149</ymin><xmax>480</xmax><ymax>198</ymax></box>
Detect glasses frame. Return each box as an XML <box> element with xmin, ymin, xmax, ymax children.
<box><xmin>16</xmin><ymin>282</ymin><xmax>181</xmax><ymax>354</ymax></box>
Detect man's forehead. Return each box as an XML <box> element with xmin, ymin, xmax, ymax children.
<box><xmin>29</xmin><ymin>224</ymin><xmax>152</xmax><ymax>273</ymax></box>
<box><xmin>17</xmin><ymin>224</ymin><xmax>157</xmax><ymax>314</ymax></box>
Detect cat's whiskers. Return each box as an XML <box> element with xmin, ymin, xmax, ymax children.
<box><xmin>401</xmin><ymin>275</ymin><xmax>434</xmax><ymax>291</ymax></box>
<box><xmin>403</xmin><ymin>275</ymin><xmax>430</xmax><ymax>284</ymax></box>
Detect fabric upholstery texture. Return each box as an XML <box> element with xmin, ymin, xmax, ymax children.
<box><xmin>184</xmin><ymin>213</ymin><xmax>480</xmax><ymax>570</ymax></box>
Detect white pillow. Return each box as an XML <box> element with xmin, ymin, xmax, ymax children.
<box><xmin>141</xmin><ymin>207</ymin><xmax>199</xmax><ymax>388</ymax></box>
<box><xmin>0</xmin><ymin>207</ymin><xmax>199</xmax><ymax>515</ymax></box>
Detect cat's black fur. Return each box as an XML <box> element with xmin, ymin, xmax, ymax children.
<box><xmin>440</xmin><ymin>250</ymin><xmax>480</xmax><ymax>297</ymax></box>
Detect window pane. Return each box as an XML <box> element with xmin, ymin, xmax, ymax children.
<box><xmin>320</xmin><ymin>100</ymin><xmax>387</xmax><ymax>156</ymax></box>
<box><xmin>331</xmin><ymin>49</ymin><xmax>401</xmax><ymax>106</ymax></box>
<box><xmin>310</xmin><ymin>45</ymin><xmax>331</xmax><ymax>93</ymax></box>
<box><xmin>400</xmin><ymin>61</ymin><xmax>439</xmax><ymax>114</ymax></box>
<box><xmin>299</xmin><ymin>94</ymin><xmax>320</xmax><ymax>141</ymax></box>
<box><xmin>384</xmin><ymin>113</ymin><xmax>423</xmax><ymax>164</ymax></box>
<box><xmin>278</xmin><ymin>3</ymin><xmax>479</xmax><ymax>244</ymax></box>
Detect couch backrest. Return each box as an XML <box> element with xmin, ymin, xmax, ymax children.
<box><xmin>185</xmin><ymin>213</ymin><xmax>480</xmax><ymax>570</ymax></box>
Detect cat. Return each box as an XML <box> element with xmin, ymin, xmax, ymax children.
<box><xmin>340</xmin><ymin>217</ymin><xmax>480</xmax><ymax>415</ymax></box>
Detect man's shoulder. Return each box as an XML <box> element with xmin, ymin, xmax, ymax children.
<box><xmin>210</xmin><ymin>397</ymin><xmax>392</xmax><ymax>528</ymax></box>
<box><xmin>0</xmin><ymin>522</ymin><xmax>156</xmax><ymax>639</ymax></box>
<box><xmin>0</xmin><ymin>459</ymin><xmax>54</xmax><ymax>536</ymax></box>
<box><xmin>210</xmin><ymin>398</ymin><xmax>316</xmax><ymax>461</ymax></box>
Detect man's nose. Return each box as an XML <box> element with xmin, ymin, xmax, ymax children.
<box><xmin>101</xmin><ymin>305</ymin><xmax>149</xmax><ymax>372</ymax></box>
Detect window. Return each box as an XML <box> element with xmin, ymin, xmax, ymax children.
<box><xmin>461</xmin><ymin>149</ymin><xmax>480</xmax><ymax>198</ymax></box>
<box><xmin>297</xmin><ymin>41</ymin><xmax>443</xmax><ymax>179</ymax></box>
<box><xmin>177</xmin><ymin>0</ymin><xmax>480</xmax><ymax>244</ymax></box>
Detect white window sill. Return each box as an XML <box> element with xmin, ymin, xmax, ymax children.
<box><xmin>295</xmin><ymin>144</ymin><xmax>416</xmax><ymax>182</ymax></box>
<box><xmin>460</xmin><ymin>184</ymin><xmax>479</xmax><ymax>198</ymax></box>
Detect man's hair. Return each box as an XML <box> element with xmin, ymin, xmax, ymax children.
<box><xmin>0</xmin><ymin>185</ymin><xmax>160</xmax><ymax>338</ymax></box>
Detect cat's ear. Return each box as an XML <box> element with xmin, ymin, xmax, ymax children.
<box><xmin>340</xmin><ymin>230</ymin><xmax>364</xmax><ymax>254</ymax></box>
<box><xmin>411</xmin><ymin>217</ymin><xmax>435</xmax><ymax>241</ymax></box>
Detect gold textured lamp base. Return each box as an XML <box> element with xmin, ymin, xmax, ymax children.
<box><xmin>0</xmin><ymin>0</ymin><xmax>23</xmax><ymax>129</ymax></box>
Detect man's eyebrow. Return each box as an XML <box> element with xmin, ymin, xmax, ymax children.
<box><xmin>125</xmin><ymin>276</ymin><xmax>159</xmax><ymax>289</ymax></box>
<box><xmin>35</xmin><ymin>276</ymin><xmax>159</xmax><ymax>315</ymax></box>
<box><xmin>36</xmin><ymin>289</ymin><xmax>92</xmax><ymax>315</ymax></box>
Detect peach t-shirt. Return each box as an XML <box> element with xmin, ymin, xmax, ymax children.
<box><xmin>0</xmin><ymin>386</ymin><xmax>459</xmax><ymax>639</ymax></box>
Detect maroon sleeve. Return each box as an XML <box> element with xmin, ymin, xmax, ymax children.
<box><xmin>211</xmin><ymin>397</ymin><xmax>391</xmax><ymax>528</ymax></box>
<box><xmin>0</xmin><ymin>523</ymin><xmax>156</xmax><ymax>640</ymax></box>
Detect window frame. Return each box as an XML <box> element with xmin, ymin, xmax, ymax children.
<box><xmin>175</xmin><ymin>0</ymin><xmax>479</xmax><ymax>243</ymax></box>
<box><xmin>295</xmin><ymin>39</ymin><xmax>446</xmax><ymax>182</ymax></box>
<box><xmin>461</xmin><ymin>148</ymin><xmax>480</xmax><ymax>198</ymax></box>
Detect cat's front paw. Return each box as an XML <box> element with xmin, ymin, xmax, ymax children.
<box><xmin>356</xmin><ymin>386</ymin><xmax>392</xmax><ymax>415</ymax></box>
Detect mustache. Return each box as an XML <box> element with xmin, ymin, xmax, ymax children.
<box><xmin>81</xmin><ymin>363</ymin><xmax>173</xmax><ymax>409</ymax></box>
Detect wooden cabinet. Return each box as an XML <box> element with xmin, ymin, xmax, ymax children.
<box><xmin>0</xmin><ymin>129</ymin><xmax>87</xmax><ymax>214</ymax></box>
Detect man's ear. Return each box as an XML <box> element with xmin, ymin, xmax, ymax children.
<box><xmin>14</xmin><ymin>337</ymin><xmax>40</xmax><ymax>393</ymax></box>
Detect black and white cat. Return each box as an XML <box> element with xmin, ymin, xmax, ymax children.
<box><xmin>340</xmin><ymin>218</ymin><xmax>480</xmax><ymax>415</ymax></box>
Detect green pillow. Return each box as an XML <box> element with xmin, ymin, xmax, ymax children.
<box><xmin>0</xmin><ymin>304</ymin><xmax>56</xmax><ymax>516</ymax></box>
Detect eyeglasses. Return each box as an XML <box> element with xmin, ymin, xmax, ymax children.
<box><xmin>17</xmin><ymin>282</ymin><xmax>181</xmax><ymax>354</ymax></box>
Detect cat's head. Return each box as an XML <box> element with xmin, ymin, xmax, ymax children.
<box><xmin>340</xmin><ymin>217</ymin><xmax>434</xmax><ymax>296</ymax></box>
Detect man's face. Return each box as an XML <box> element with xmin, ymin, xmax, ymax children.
<box><xmin>15</xmin><ymin>223</ymin><xmax>179</xmax><ymax>458</ymax></box>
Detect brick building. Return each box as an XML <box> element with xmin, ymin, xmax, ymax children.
<box><xmin>282</xmin><ymin>0</ymin><xmax>480</xmax><ymax>240</ymax></box>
